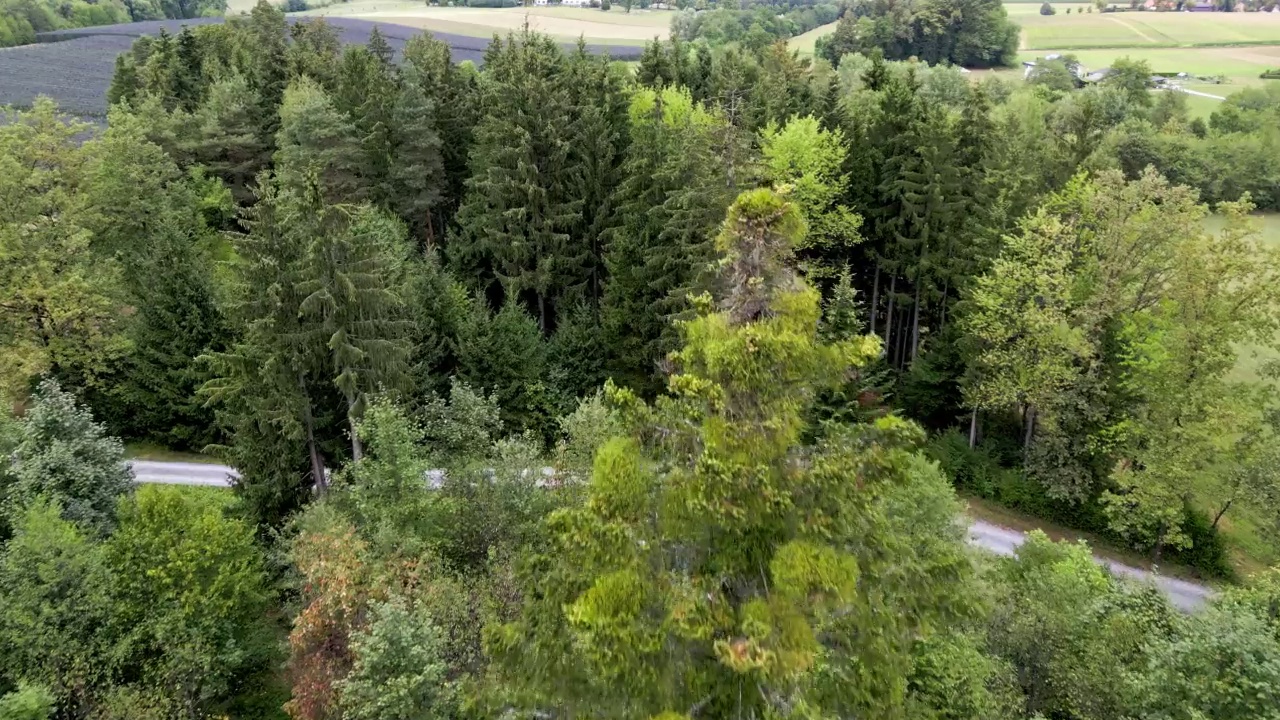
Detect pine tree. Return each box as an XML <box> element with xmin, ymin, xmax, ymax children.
<box><xmin>449</xmin><ymin>31</ymin><xmax>583</xmax><ymax>332</ymax></box>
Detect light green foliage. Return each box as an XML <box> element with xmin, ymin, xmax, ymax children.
<box><xmin>1218</xmin><ymin>566</ymin><xmax>1280</xmax><ymax>640</ymax></box>
<box><xmin>3</xmin><ymin>379</ymin><xmax>132</xmax><ymax>536</ymax></box>
<box><xmin>1104</xmin><ymin>57</ymin><xmax>1154</xmax><ymax>108</ymax></box>
<box><xmin>960</xmin><ymin>207</ymin><xmax>1088</xmax><ymax>429</ymax></box>
<box><xmin>105</xmin><ymin>485</ymin><xmax>276</xmax><ymax>715</ymax></box>
<box><xmin>78</xmin><ymin>106</ymin><xmax>228</xmax><ymax>449</ymax></box>
<box><xmin>760</xmin><ymin>115</ymin><xmax>862</xmax><ymax>282</ymax></box>
<box><xmin>554</xmin><ymin>392</ymin><xmax>623</xmax><ymax>478</ymax></box>
<box><xmin>0</xmin><ymin>100</ymin><xmax>129</xmax><ymax>402</ymax></box>
<box><xmin>987</xmin><ymin>531</ymin><xmax>1170</xmax><ymax>720</ymax></box>
<box><xmin>906</xmin><ymin>633</ymin><xmax>1020</xmax><ymax>720</ymax></box>
<box><xmin>1135</xmin><ymin>607</ymin><xmax>1280</xmax><ymax>720</ymax></box>
<box><xmin>417</xmin><ymin>379</ymin><xmax>504</xmax><ymax>468</ymax></box>
<box><xmin>0</xmin><ymin>683</ymin><xmax>55</xmax><ymax>720</ymax></box>
<box><xmin>338</xmin><ymin>598</ymin><xmax>452</xmax><ymax>720</ymax></box>
<box><xmin>0</xmin><ymin>502</ymin><xmax>115</xmax><ymax>712</ymax></box>
<box><xmin>963</xmin><ymin>170</ymin><xmax>1280</xmax><ymax>552</ymax></box>
<box><xmin>334</xmin><ymin>399</ymin><xmax>443</xmax><ymax>553</ymax></box>
<box><xmin>488</xmin><ymin>188</ymin><xmax>974</xmax><ymax>718</ymax></box>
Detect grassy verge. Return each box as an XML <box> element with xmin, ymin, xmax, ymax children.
<box><xmin>963</xmin><ymin>494</ymin><xmax>1223</xmax><ymax>585</ymax></box>
<box><xmin>124</xmin><ymin>441</ymin><xmax>222</xmax><ymax>464</ymax></box>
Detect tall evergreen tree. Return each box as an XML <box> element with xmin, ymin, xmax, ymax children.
<box><xmin>387</xmin><ymin>65</ymin><xmax>445</xmax><ymax>247</ymax></box>
<box><xmin>274</xmin><ymin>76</ymin><xmax>366</xmax><ymax>205</ymax></box>
<box><xmin>449</xmin><ymin>31</ymin><xmax>584</xmax><ymax>332</ymax></box>
<box><xmin>333</xmin><ymin>37</ymin><xmax>398</xmax><ymax>206</ymax></box>
<box><xmin>297</xmin><ymin>201</ymin><xmax>414</xmax><ymax>460</ymax></box>
<box><xmin>601</xmin><ymin>86</ymin><xmax>740</xmax><ymax>395</ymax></box>
<box><xmin>402</xmin><ymin>33</ymin><xmax>478</xmax><ymax>240</ymax></box>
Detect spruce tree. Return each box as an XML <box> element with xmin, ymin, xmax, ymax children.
<box><xmin>172</xmin><ymin>27</ymin><xmax>205</xmax><ymax>114</ymax></box>
<box><xmin>564</xmin><ymin>43</ymin><xmax>630</xmax><ymax>305</ymax></box>
<box><xmin>456</xmin><ymin>298</ymin><xmax>551</xmax><ymax>437</ymax></box>
<box><xmin>402</xmin><ymin>33</ymin><xmax>478</xmax><ymax>239</ymax></box>
<box><xmin>333</xmin><ymin>38</ymin><xmax>398</xmax><ymax>206</ymax></box>
<box><xmin>601</xmin><ymin>86</ymin><xmax>741</xmax><ymax>395</ymax></box>
<box><xmin>297</xmin><ymin>201</ymin><xmax>414</xmax><ymax>461</ymax></box>
<box><xmin>274</xmin><ymin>77</ymin><xmax>366</xmax><ymax>205</ymax></box>
<box><xmin>449</xmin><ymin>31</ymin><xmax>583</xmax><ymax>332</ymax></box>
<box><xmin>387</xmin><ymin>65</ymin><xmax>445</xmax><ymax>246</ymax></box>
<box><xmin>187</xmin><ymin>74</ymin><xmax>270</xmax><ymax>206</ymax></box>
<box><xmin>202</xmin><ymin>180</ymin><xmax>329</xmax><ymax>512</ymax></box>
<box><xmin>246</xmin><ymin>0</ymin><xmax>289</xmax><ymax>149</ymax></box>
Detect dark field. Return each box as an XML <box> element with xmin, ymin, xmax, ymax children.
<box><xmin>1</xmin><ymin>16</ymin><xmax>641</xmax><ymax>117</ymax></box>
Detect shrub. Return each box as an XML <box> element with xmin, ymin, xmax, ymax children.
<box><xmin>1040</xmin><ymin>1</ymin><xmax>1056</xmax><ymax>13</ymax></box>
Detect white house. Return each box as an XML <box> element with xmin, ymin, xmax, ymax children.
<box><xmin>562</xmin><ymin>0</ymin><xmax>590</xmax><ymax>5</ymax></box>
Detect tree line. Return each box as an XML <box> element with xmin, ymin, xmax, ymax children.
<box><xmin>4</xmin><ymin>0</ymin><xmax>1280</xmax><ymax>716</ymax></box>
<box><xmin>0</xmin><ymin>0</ymin><xmax>226</xmax><ymax>48</ymax></box>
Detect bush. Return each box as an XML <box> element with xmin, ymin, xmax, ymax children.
<box><xmin>1040</xmin><ymin>1</ymin><xmax>1056</xmax><ymax>13</ymax></box>
<box><xmin>601</xmin><ymin>0</ymin><xmax>611</xmax><ymax>8</ymax></box>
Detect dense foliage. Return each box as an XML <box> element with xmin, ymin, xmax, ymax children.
<box><xmin>817</xmin><ymin>0</ymin><xmax>1020</xmax><ymax>68</ymax></box>
<box><xmin>4</xmin><ymin>1</ymin><xmax>1280</xmax><ymax>717</ymax></box>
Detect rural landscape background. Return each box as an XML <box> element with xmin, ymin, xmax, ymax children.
<box><xmin>4</xmin><ymin>0</ymin><xmax>1280</xmax><ymax>718</ymax></box>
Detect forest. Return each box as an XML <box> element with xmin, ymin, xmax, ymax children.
<box><xmin>4</xmin><ymin>0</ymin><xmax>1280</xmax><ymax>717</ymax></box>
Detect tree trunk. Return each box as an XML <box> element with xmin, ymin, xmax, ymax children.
<box><xmin>897</xmin><ymin>309</ymin><xmax>910</xmax><ymax>368</ymax></box>
<box><xmin>349</xmin><ymin>415</ymin><xmax>363</xmax><ymax>462</ymax></box>
<box><xmin>939</xmin><ymin>278</ymin><xmax>950</xmax><ymax>333</ymax></box>
<box><xmin>1022</xmin><ymin>405</ymin><xmax>1036</xmax><ymax>455</ymax></box>
<box><xmin>298</xmin><ymin>372</ymin><xmax>327</xmax><ymax>495</ymax></box>
<box><xmin>910</xmin><ymin>280</ymin><xmax>922</xmax><ymax>365</ymax></box>
<box><xmin>538</xmin><ymin>293</ymin><xmax>548</xmax><ymax>334</ymax></box>
<box><xmin>424</xmin><ymin>208</ymin><xmax>436</xmax><ymax>251</ymax></box>
<box><xmin>884</xmin><ymin>274</ymin><xmax>896</xmax><ymax>356</ymax></box>
<box><xmin>969</xmin><ymin>408</ymin><xmax>978</xmax><ymax>449</ymax></box>
<box><xmin>1211</xmin><ymin>498</ymin><xmax>1234</xmax><ymax>531</ymax></box>
<box><xmin>869</xmin><ymin>262</ymin><xmax>881</xmax><ymax>335</ymax></box>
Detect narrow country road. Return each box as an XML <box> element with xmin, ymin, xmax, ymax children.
<box><xmin>128</xmin><ymin>460</ymin><xmax>1216</xmax><ymax>611</ymax></box>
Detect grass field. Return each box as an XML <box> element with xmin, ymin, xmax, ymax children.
<box><xmin>1022</xmin><ymin>10</ymin><xmax>1280</xmax><ymax>50</ymax></box>
<box><xmin>280</xmin><ymin>2</ymin><xmax>668</xmax><ymax>44</ymax></box>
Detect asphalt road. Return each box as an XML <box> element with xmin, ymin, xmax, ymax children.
<box><xmin>129</xmin><ymin>459</ymin><xmax>1216</xmax><ymax>611</ymax></box>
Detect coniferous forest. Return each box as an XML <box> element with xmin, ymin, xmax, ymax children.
<box><xmin>5</xmin><ymin>1</ymin><xmax>1280</xmax><ymax>718</ymax></box>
